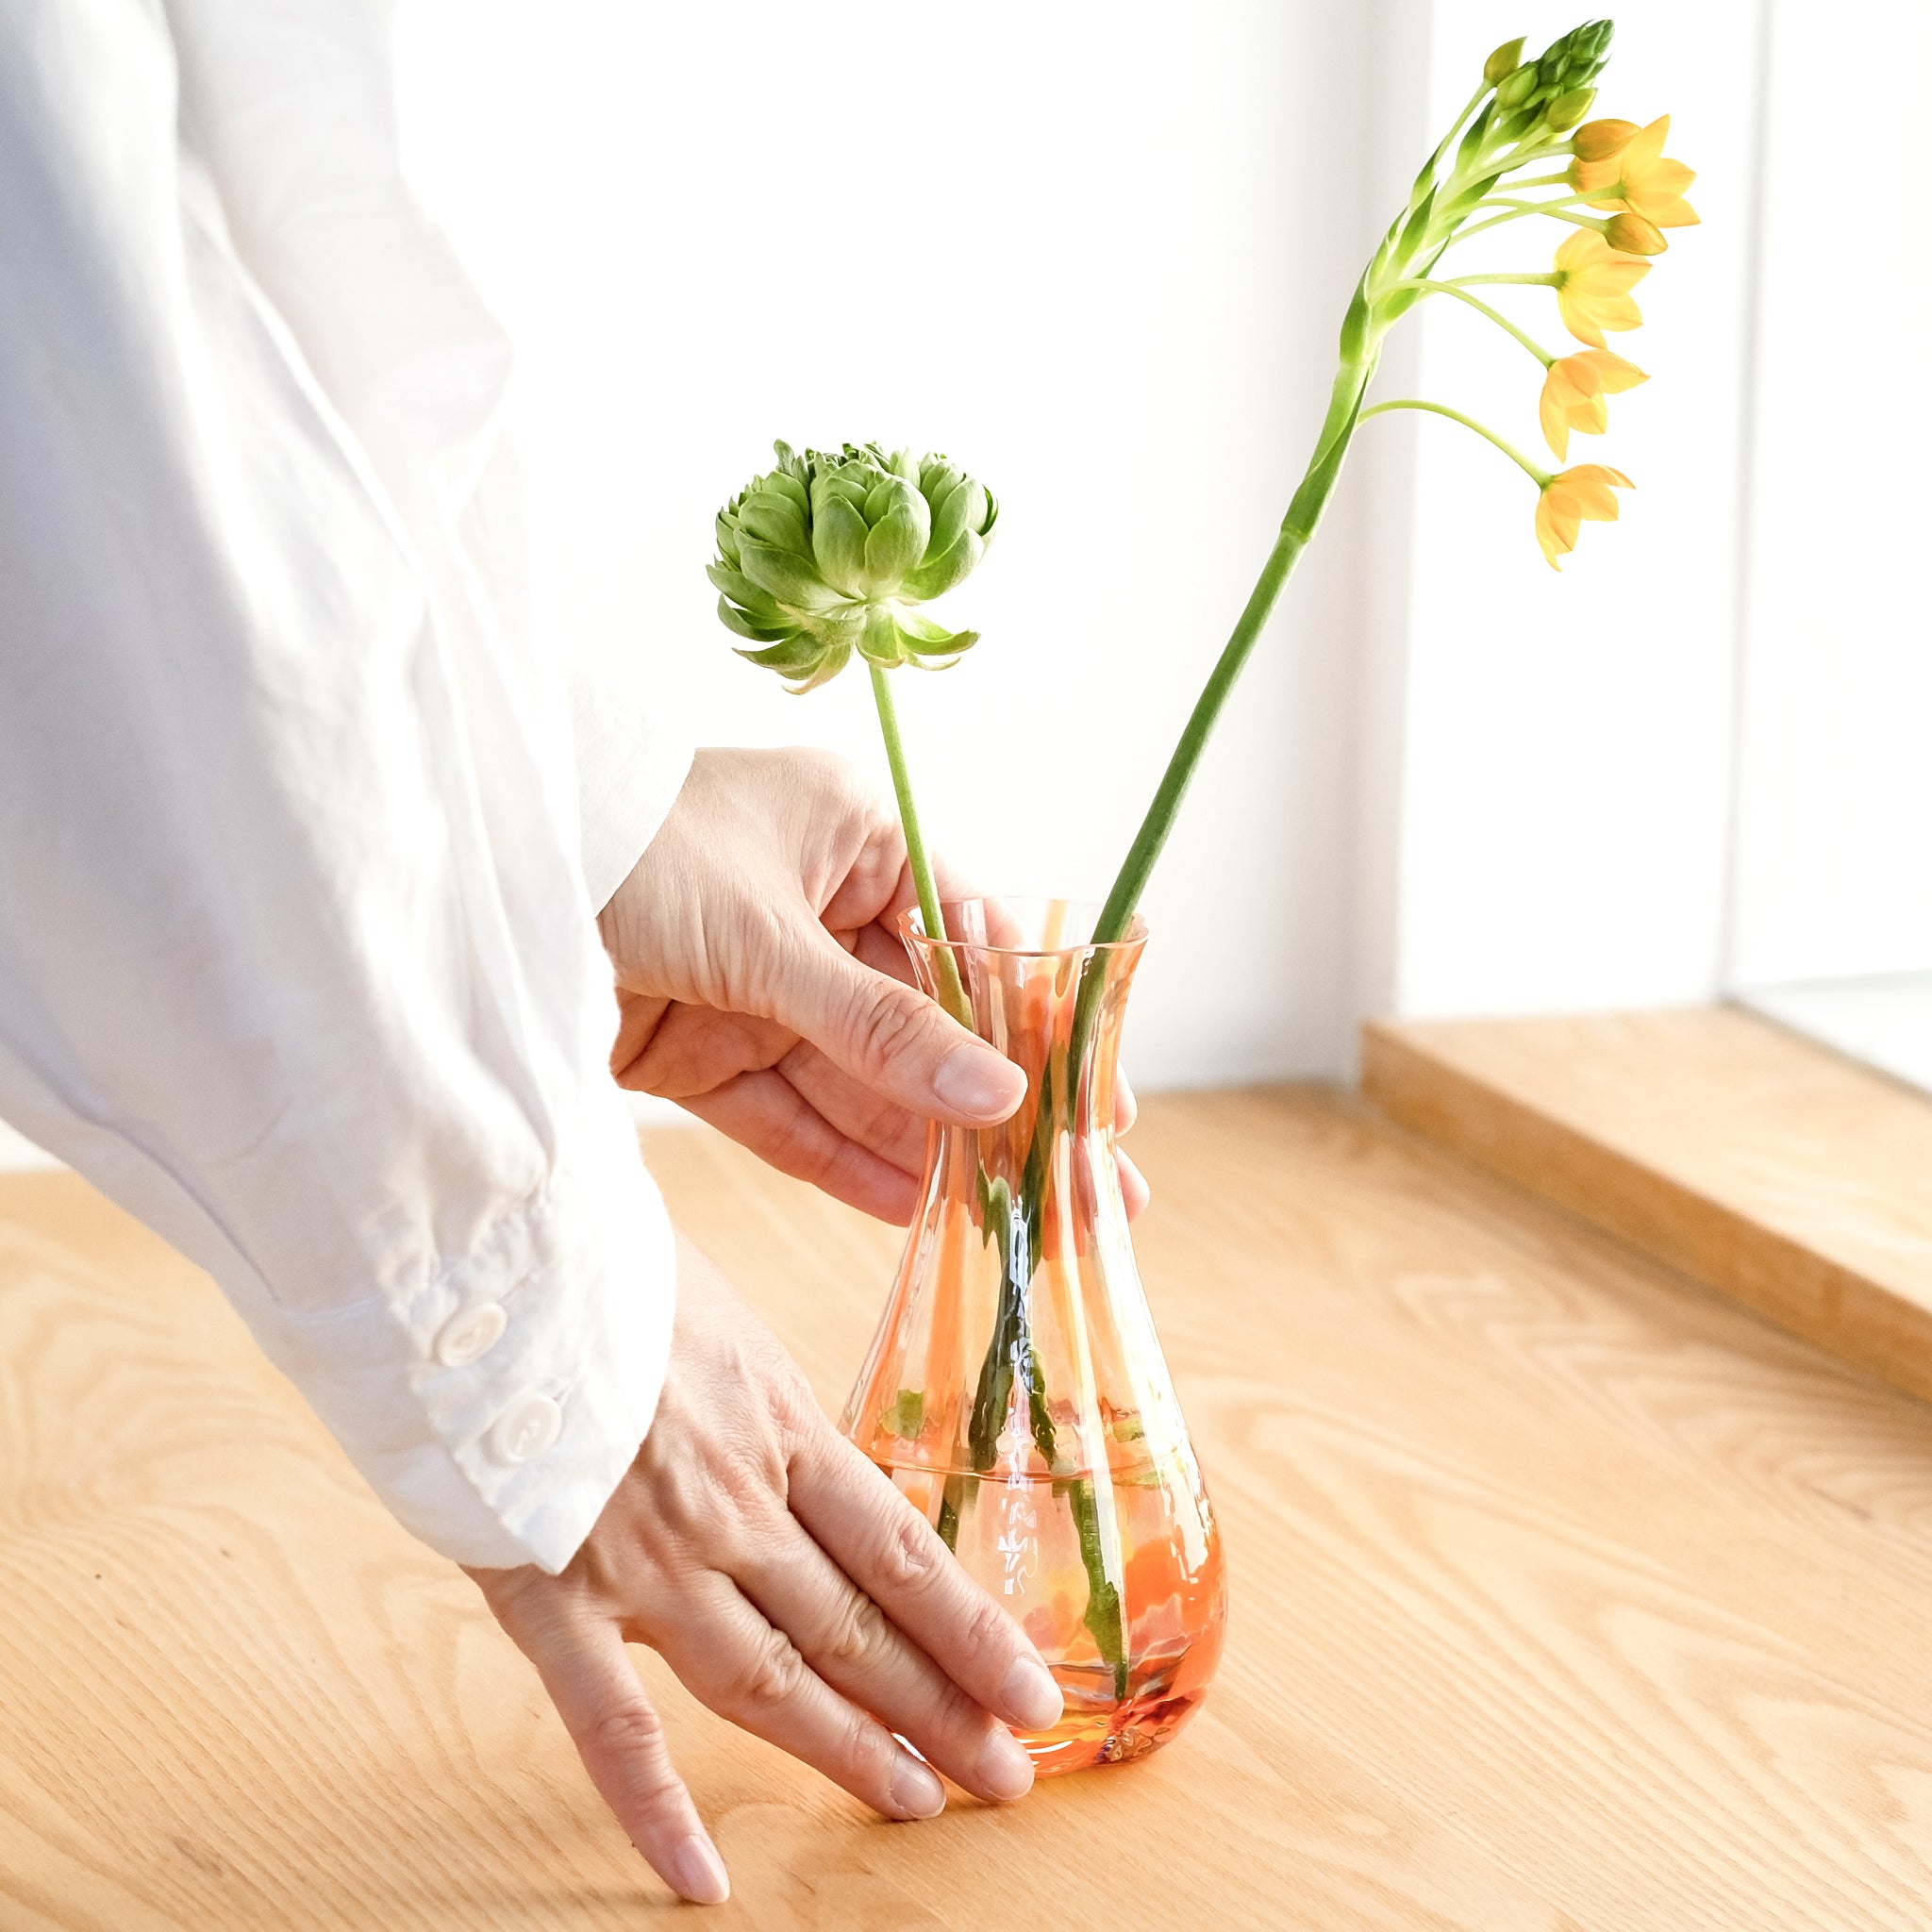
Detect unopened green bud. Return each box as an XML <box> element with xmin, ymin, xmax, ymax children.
<box><xmin>711</xmin><ymin>441</ymin><xmax>996</xmax><ymax>691</ymax></box>
<box><xmin>1549</xmin><ymin>17</ymin><xmax>1615</xmax><ymax>92</ymax></box>
<box><xmin>1484</xmin><ymin>37</ymin><xmax>1525</xmax><ymax>85</ymax></box>
<box><xmin>1495</xmin><ymin>61</ymin><xmax>1540</xmax><ymax>108</ymax></box>
<box><xmin>1546</xmin><ymin>86</ymin><xmax>1597</xmax><ymax>129</ymax></box>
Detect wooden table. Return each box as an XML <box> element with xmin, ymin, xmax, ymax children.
<box><xmin>7</xmin><ymin>1090</ymin><xmax>1932</xmax><ymax>1929</ymax></box>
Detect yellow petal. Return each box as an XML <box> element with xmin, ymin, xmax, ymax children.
<box><xmin>1572</xmin><ymin>155</ymin><xmax>1625</xmax><ymax>196</ymax></box>
<box><xmin>1581</xmin><ymin>349</ymin><xmax>1648</xmax><ymax>391</ymax></box>
<box><xmin>1557</xmin><ymin>293</ymin><xmax>1607</xmax><ymax>350</ymax></box>
<box><xmin>1594</xmin><ymin>293</ymin><xmax>1645</xmax><ymax>333</ymax></box>
<box><xmin>1626</xmin><ymin>115</ymin><xmax>1670</xmax><ymax>169</ymax></box>
<box><xmin>1540</xmin><ymin>387</ymin><xmax>1572</xmax><ymax>460</ymax></box>
<box><xmin>1536</xmin><ymin>491</ymin><xmax>1580</xmax><ymax>567</ymax></box>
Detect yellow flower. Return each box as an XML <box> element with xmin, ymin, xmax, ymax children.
<box><xmin>1552</xmin><ymin>229</ymin><xmax>1649</xmax><ymax>347</ymax></box>
<box><xmin>1535</xmin><ymin>464</ymin><xmax>1633</xmax><ymax>570</ymax></box>
<box><xmin>1570</xmin><ymin>114</ymin><xmax>1699</xmax><ymax>229</ymax></box>
<box><xmin>1538</xmin><ymin>350</ymin><xmax>1647</xmax><ymax>459</ymax></box>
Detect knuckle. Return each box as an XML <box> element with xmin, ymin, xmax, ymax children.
<box><xmin>848</xmin><ymin>985</ymin><xmax>924</xmax><ymax>1080</ymax></box>
<box><xmin>876</xmin><ymin>1500</ymin><xmax>945</xmax><ymax>1595</ymax></box>
<box><xmin>956</xmin><ymin>1595</ymin><xmax>1014</xmax><ymax>1675</ymax></box>
<box><xmin>820</xmin><ymin>1592</ymin><xmax>890</xmax><ymax>1672</ymax></box>
<box><xmin>591</xmin><ymin>1700</ymin><xmax>667</xmax><ymax>1761</ymax></box>
<box><xmin>730</xmin><ymin>1625</ymin><xmax>809</xmax><ymax>1714</ymax></box>
<box><xmin>764</xmin><ymin>1366</ymin><xmax>823</xmax><ymax>1453</ymax></box>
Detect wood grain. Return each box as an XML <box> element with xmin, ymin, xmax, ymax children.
<box><xmin>1363</xmin><ymin>1008</ymin><xmax>1932</xmax><ymax>1407</ymax></box>
<box><xmin>8</xmin><ymin>1089</ymin><xmax>1932</xmax><ymax>1927</ymax></box>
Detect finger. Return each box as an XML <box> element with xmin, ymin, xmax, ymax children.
<box><xmin>503</xmin><ymin>1607</ymin><xmax>729</xmax><ymax>1906</ymax></box>
<box><xmin>854</xmin><ymin>918</ymin><xmax>922</xmax><ymax>989</ymax></box>
<box><xmin>656</xmin><ymin>1576</ymin><xmax>951</xmax><ymax>1824</ymax></box>
<box><xmin>736</xmin><ymin>1519</ymin><xmax>1035</xmax><ymax>1805</ymax></box>
<box><xmin>775</xmin><ymin>1039</ymin><xmax>933</xmax><ymax>1176</ymax></box>
<box><xmin>1114</xmin><ymin>1068</ymin><xmax>1139</xmax><ymax>1135</ymax></box>
<box><xmin>785</xmin><ymin>1424</ymin><xmax>1064</xmax><ymax>1734</ymax></box>
<box><xmin>1117</xmin><ymin>1146</ymin><xmax>1151</xmax><ymax>1220</ymax></box>
<box><xmin>774</xmin><ymin>929</ymin><xmax>1026</xmax><ymax>1128</ymax></box>
<box><xmin>676</xmin><ymin>1072</ymin><xmax>921</xmax><ymax>1224</ymax></box>
<box><xmin>612</xmin><ymin>1002</ymin><xmax>794</xmax><ymax>1100</ymax></box>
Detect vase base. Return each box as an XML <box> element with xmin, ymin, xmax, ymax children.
<box><xmin>1014</xmin><ymin>1674</ymin><xmax>1210</xmax><ymax>1776</ymax></box>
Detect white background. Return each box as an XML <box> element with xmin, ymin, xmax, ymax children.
<box><xmin>391</xmin><ymin>0</ymin><xmax>1429</xmax><ymax>1093</ymax></box>
<box><xmin>1727</xmin><ymin>0</ymin><xmax>1932</xmax><ymax>986</ymax></box>
<box><xmin>5</xmin><ymin>0</ymin><xmax>1914</xmax><ymax>1169</ymax></box>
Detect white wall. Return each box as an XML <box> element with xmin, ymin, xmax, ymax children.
<box><xmin>393</xmin><ymin>0</ymin><xmax>1423</xmax><ymax>1090</ymax></box>
<box><xmin>1384</xmin><ymin>0</ymin><xmax>1764</xmax><ymax>1022</ymax></box>
<box><xmin>0</xmin><ymin>4</ymin><xmax>1775</xmax><ymax>1174</ymax></box>
<box><xmin>1727</xmin><ymin>0</ymin><xmax>1932</xmax><ymax>987</ymax></box>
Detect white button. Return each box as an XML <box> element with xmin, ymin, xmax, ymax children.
<box><xmin>489</xmin><ymin>1394</ymin><xmax>562</xmax><ymax>1464</ymax></box>
<box><xmin>435</xmin><ymin>1302</ymin><xmax>508</xmax><ymax>1368</ymax></box>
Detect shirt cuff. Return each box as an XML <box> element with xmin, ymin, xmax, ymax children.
<box><xmin>241</xmin><ymin>1084</ymin><xmax>676</xmax><ymax>1573</ymax></box>
<box><xmin>568</xmin><ymin>658</ymin><xmax>694</xmax><ymax>912</ymax></box>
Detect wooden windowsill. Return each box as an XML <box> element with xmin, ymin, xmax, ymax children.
<box><xmin>1363</xmin><ymin>1006</ymin><xmax>1932</xmax><ymax>1407</ymax></box>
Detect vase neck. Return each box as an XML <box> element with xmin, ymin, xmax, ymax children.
<box><xmin>905</xmin><ymin>908</ymin><xmax>1144</xmax><ymax>1156</ymax></box>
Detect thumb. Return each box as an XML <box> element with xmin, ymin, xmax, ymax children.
<box><xmin>777</xmin><ymin>930</ymin><xmax>1026</xmax><ymax>1125</ymax></box>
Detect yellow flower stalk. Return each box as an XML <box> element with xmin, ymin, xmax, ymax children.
<box><xmin>1536</xmin><ymin>463</ymin><xmax>1633</xmax><ymax>568</ymax></box>
<box><xmin>1572</xmin><ymin>114</ymin><xmax>1701</xmax><ymax>229</ymax></box>
<box><xmin>1539</xmin><ymin>349</ymin><xmax>1647</xmax><ymax>458</ymax></box>
<box><xmin>1552</xmin><ymin>229</ymin><xmax>1650</xmax><ymax>345</ymax></box>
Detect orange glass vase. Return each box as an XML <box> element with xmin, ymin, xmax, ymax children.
<box><xmin>841</xmin><ymin>898</ymin><xmax>1226</xmax><ymax>1774</ymax></box>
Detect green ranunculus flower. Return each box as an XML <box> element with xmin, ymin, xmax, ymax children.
<box><xmin>709</xmin><ymin>441</ymin><xmax>998</xmax><ymax>692</ymax></box>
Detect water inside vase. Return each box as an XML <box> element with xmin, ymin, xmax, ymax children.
<box><xmin>840</xmin><ymin>899</ymin><xmax>1227</xmax><ymax>1774</ymax></box>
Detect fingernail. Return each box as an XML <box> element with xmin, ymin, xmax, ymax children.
<box><xmin>976</xmin><ymin>1725</ymin><xmax>1036</xmax><ymax>1802</ymax></box>
<box><xmin>999</xmin><ymin>1654</ymin><xmax>1064</xmax><ymax>1730</ymax></box>
<box><xmin>889</xmin><ymin>1754</ymin><xmax>947</xmax><ymax>1820</ymax></box>
<box><xmin>667</xmin><ymin>1832</ymin><xmax>730</xmax><ymax>1906</ymax></box>
<box><xmin>931</xmin><ymin>1044</ymin><xmax>1024</xmax><ymax>1121</ymax></box>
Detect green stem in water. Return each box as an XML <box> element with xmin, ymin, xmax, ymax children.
<box><xmin>868</xmin><ymin>663</ymin><xmax>971</xmax><ymax>1026</ymax></box>
<box><xmin>1358</xmin><ymin>398</ymin><xmax>1551</xmax><ymax>485</ymax></box>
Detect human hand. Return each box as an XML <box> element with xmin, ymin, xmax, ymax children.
<box><xmin>466</xmin><ymin>1239</ymin><xmax>1065</xmax><ymax>1905</ymax></box>
<box><xmin>600</xmin><ymin>747</ymin><xmax>1147</xmax><ymax>1223</ymax></box>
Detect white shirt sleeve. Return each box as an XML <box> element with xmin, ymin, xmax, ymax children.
<box><xmin>0</xmin><ymin>0</ymin><xmax>677</xmax><ymax>1573</ymax></box>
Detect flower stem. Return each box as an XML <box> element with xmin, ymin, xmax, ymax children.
<box><xmin>1468</xmin><ymin>197</ymin><xmax>1603</xmax><ymax>233</ymax></box>
<box><xmin>1358</xmin><ymin>399</ymin><xmax>1550</xmax><ymax>485</ymax></box>
<box><xmin>1088</xmin><ymin>353</ymin><xmax>1375</xmax><ymax>949</ymax></box>
<box><xmin>869</xmin><ymin>664</ymin><xmax>971</xmax><ymax>1025</ymax></box>
<box><xmin>1449</xmin><ymin>198</ymin><xmax>1598</xmax><ymax>244</ymax></box>
<box><xmin>1398</xmin><ymin>279</ymin><xmax>1556</xmax><ymax>365</ymax></box>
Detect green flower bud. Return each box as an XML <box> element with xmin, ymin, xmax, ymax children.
<box><xmin>1495</xmin><ymin>61</ymin><xmax>1540</xmax><ymax>108</ymax></box>
<box><xmin>1483</xmin><ymin>37</ymin><xmax>1526</xmax><ymax>85</ymax></box>
<box><xmin>1544</xmin><ymin>17</ymin><xmax>1614</xmax><ymax>93</ymax></box>
<box><xmin>710</xmin><ymin>441</ymin><xmax>997</xmax><ymax>691</ymax></box>
<box><xmin>1546</xmin><ymin>85</ymin><xmax>1597</xmax><ymax>130</ymax></box>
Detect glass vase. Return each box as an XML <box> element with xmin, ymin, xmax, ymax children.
<box><xmin>841</xmin><ymin>898</ymin><xmax>1226</xmax><ymax>1774</ymax></box>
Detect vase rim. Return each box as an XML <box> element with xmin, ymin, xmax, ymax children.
<box><xmin>900</xmin><ymin>895</ymin><xmax>1149</xmax><ymax>958</ymax></box>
